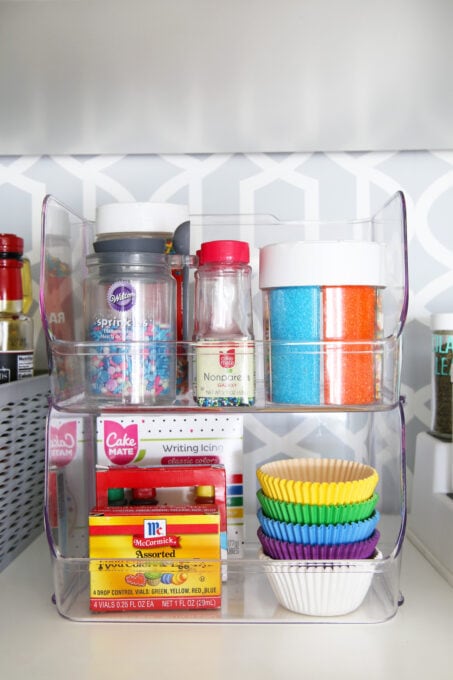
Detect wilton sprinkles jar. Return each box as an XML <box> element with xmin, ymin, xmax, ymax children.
<box><xmin>259</xmin><ymin>241</ymin><xmax>386</xmax><ymax>406</ymax></box>
<box><xmin>85</xmin><ymin>246</ymin><xmax>178</xmax><ymax>405</ymax></box>
<box><xmin>193</xmin><ymin>240</ymin><xmax>255</xmax><ymax>407</ymax></box>
<box><xmin>95</xmin><ymin>202</ymin><xmax>190</xmax><ymax>397</ymax></box>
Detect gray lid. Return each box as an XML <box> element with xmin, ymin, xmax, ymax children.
<box><xmin>87</xmin><ymin>250</ymin><xmax>170</xmax><ymax>267</ymax></box>
<box><xmin>93</xmin><ymin>237</ymin><xmax>166</xmax><ymax>253</ymax></box>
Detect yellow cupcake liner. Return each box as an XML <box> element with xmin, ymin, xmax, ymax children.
<box><xmin>256</xmin><ymin>458</ymin><xmax>378</xmax><ymax>506</ymax></box>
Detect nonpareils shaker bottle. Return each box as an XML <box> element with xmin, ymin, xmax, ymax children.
<box><xmin>193</xmin><ymin>240</ymin><xmax>255</xmax><ymax>407</ymax></box>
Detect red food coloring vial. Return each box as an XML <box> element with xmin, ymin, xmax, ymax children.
<box><xmin>130</xmin><ymin>487</ymin><xmax>158</xmax><ymax>506</ymax></box>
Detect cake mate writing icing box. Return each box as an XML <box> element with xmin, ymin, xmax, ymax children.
<box><xmin>96</xmin><ymin>413</ymin><xmax>244</xmax><ymax>557</ymax></box>
<box><xmin>89</xmin><ymin>465</ymin><xmax>225</xmax><ymax>611</ymax></box>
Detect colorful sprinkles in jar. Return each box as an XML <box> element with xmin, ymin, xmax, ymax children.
<box><xmin>88</xmin><ymin>320</ymin><xmax>173</xmax><ymax>401</ymax></box>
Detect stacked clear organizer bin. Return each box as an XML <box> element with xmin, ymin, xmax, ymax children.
<box><xmin>40</xmin><ymin>192</ymin><xmax>408</xmax><ymax>623</ymax></box>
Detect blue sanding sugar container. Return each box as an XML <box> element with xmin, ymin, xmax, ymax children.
<box><xmin>267</xmin><ymin>286</ymin><xmax>321</xmax><ymax>404</ymax></box>
<box><xmin>259</xmin><ymin>240</ymin><xmax>386</xmax><ymax>405</ymax></box>
<box><xmin>260</xmin><ymin>242</ymin><xmax>322</xmax><ymax>404</ymax></box>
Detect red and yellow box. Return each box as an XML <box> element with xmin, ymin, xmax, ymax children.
<box><xmin>89</xmin><ymin>465</ymin><xmax>225</xmax><ymax>612</ymax></box>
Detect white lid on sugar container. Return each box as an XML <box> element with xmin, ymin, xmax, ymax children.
<box><xmin>259</xmin><ymin>240</ymin><xmax>387</xmax><ymax>288</ymax></box>
<box><xmin>430</xmin><ymin>313</ymin><xmax>453</xmax><ymax>331</ymax></box>
<box><xmin>96</xmin><ymin>202</ymin><xmax>189</xmax><ymax>236</ymax></box>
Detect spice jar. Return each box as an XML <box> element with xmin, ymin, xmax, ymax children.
<box><xmin>0</xmin><ymin>233</ymin><xmax>34</xmax><ymax>383</ymax></box>
<box><xmin>430</xmin><ymin>313</ymin><xmax>453</xmax><ymax>441</ymax></box>
<box><xmin>85</xmin><ymin>246</ymin><xmax>178</xmax><ymax>405</ymax></box>
<box><xmin>259</xmin><ymin>241</ymin><xmax>386</xmax><ymax>405</ymax></box>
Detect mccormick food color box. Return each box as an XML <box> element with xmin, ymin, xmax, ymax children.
<box><xmin>89</xmin><ymin>506</ymin><xmax>221</xmax><ymax>612</ymax></box>
<box><xmin>89</xmin><ymin>465</ymin><xmax>225</xmax><ymax>611</ymax></box>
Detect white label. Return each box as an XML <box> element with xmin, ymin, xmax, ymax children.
<box><xmin>196</xmin><ymin>341</ymin><xmax>255</xmax><ymax>404</ymax></box>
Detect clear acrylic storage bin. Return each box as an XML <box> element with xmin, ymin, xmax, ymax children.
<box><xmin>40</xmin><ymin>192</ymin><xmax>408</xmax><ymax>623</ymax></box>
<box><xmin>40</xmin><ymin>192</ymin><xmax>408</xmax><ymax>411</ymax></box>
<box><xmin>44</xmin><ymin>402</ymin><xmax>406</xmax><ymax>623</ymax></box>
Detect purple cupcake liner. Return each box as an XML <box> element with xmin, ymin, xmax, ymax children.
<box><xmin>257</xmin><ymin>526</ymin><xmax>380</xmax><ymax>560</ymax></box>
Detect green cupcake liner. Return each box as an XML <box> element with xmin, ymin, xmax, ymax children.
<box><xmin>257</xmin><ymin>488</ymin><xmax>379</xmax><ymax>525</ymax></box>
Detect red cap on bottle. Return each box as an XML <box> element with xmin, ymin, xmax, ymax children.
<box><xmin>0</xmin><ymin>234</ymin><xmax>24</xmax><ymax>256</ymax></box>
<box><xmin>0</xmin><ymin>232</ymin><xmax>23</xmax><ymax>302</ymax></box>
<box><xmin>199</xmin><ymin>240</ymin><xmax>249</xmax><ymax>264</ymax></box>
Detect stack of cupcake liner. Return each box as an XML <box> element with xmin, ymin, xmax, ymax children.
<box><xmin>256</xmin><ymin>457</ymin><xmax>381</xmax><ymax>615</ymax></box>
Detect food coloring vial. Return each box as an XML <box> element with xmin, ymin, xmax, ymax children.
<box><xmin>195</xmin><ymin>485</ymin><xmax>216</xmax><ymax>504</ymax></box>
<box><xmin>130</xmin><ymin>487</ymin><xmax>159</xmax><ymax>506</ymax></box>
<box><xmin>108</xmin><ymin>488</ymin><xmax>127</xmax><ymax>507</ymax></box>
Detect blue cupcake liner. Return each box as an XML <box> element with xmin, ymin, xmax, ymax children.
<box><xmin>257</xmin><ymin>508</ymin><xmax>380</xmax><ymax>546</ymax></box>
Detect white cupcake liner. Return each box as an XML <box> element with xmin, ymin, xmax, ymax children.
<box><xmin>259</xmin><ymin>549</ymin><xmax>381</xmax><ymax>616</ymax></box>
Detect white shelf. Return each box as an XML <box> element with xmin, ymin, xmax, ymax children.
<box><xmin>1</xmin><ymin>534</ymin><xmax>452</xmax><ymax>680</ymax></box>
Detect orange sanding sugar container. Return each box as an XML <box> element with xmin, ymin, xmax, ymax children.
<box><xmin>321</xmin><ymin>242</ymin><xmax>386</xmax><ymax>405</ymax></box>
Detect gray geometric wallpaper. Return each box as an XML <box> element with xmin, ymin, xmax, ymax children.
<box><xmin>1</xmin><ymin>150</ymin><xmax>453</xmax><ymax>486</ymax></box>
